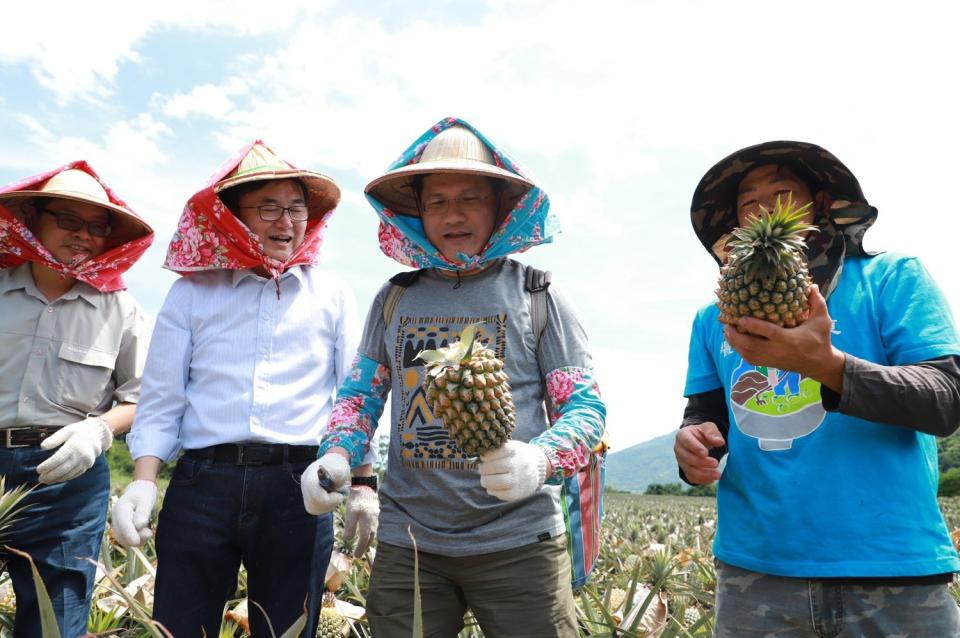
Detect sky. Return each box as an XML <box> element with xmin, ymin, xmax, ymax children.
<box><xmin>2</xmin><ymin>0</ymin><xmax>958</xmax><ymax>452</ymax></box>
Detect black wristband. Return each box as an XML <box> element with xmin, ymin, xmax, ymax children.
<box><xmin>351</xmin><ymin>475</ymin><xmax>378</xmax><ymax>491</ymax></box>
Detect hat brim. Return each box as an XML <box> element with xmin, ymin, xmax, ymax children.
<box><xmin>690</xmin><ymin>141</ymin><xmax>868</xmax><ymax>263</ymax></box>
<box><xmin>365</xmin><ymin>160</ymin><xmax>534</xmax><ymax>217</ymax></box>
<box><xmin>215</xmin><ymin>169</ymin><xmax>341</xmax><ymax>221</ymax></box>
<box><xmin>0</xmin><ymin>191</ymin><xmax>153</xmax><ymax>248</ymax></box>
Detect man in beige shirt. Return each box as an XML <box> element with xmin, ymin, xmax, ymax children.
<box><xmin>0</xmin><ymin>164</ymin><xmax>152</xmax><ymax>637</ymax></box>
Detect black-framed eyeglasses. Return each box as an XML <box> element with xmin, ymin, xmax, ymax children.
<box><xmin>41</xmin><ymin>209</ymin><xmax>112</xmax><ymax>238</ymax></box>
<box><xmin>420</xmin><ymin>194</ymin><xmax>491</xmax><ymax>216</ymax></box>
<box><xmin>236</xmin><ymin>204</ymin><xmax>310</xmax><ymax>222</ymax></box>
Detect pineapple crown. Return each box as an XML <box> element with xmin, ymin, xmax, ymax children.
<box><xmin>415</xmin><ymin>322</ymin><xmax>484</xmax><ymax>378</ymax></box>
<box><xmin>726</xmin><ymin>195</ymin><xmax>816</xmax><ymax>281</ymax></box>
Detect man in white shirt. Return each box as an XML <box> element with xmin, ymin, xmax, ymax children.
<box><xmin>111</xmin><ymin>142</ymin><xmax>371</xmax><ymax>637</ymax></box>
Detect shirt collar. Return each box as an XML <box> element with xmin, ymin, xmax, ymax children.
<box><xmin>0</xmin><ymin>263</ymin><xmax>101</xmax><ymax>306</ymax></box>
<box><xmin>0</xmin><ymin>263</ymin><xmax>34</xmax><ymax>295</ymax></box>
<box><xmin>231</xmin><ymin>264</ymin><xmax>306</xmax><ymax>288</ymax></box>
<box><xmin>61</xmin><ymin>280</ymin><xmax>103</xmax><ymax>307</ymax></box>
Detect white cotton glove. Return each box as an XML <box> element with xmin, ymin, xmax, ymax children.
<box><xmin>344</xmin><ymin>486</ymin><xmax>380</xmax><ymax>557</ymax></box>
<box><xmin>111</xmin><ymin>480</ymin><xmax>158</xmax><ymax>548</ymax></box>
<box><xmin>301</xmin><ymin>453</ymin><xmax>351</xmax><ymax>515</ymax></box>
<box><xmin>478</xmin><ymin>440</ymin><xmax>550</xmax><ymax>502</ymax></box>
<box><xmin>37</xmin><ymin>417</ymin><xmax>113</xmax><ymax>484</ymax></box>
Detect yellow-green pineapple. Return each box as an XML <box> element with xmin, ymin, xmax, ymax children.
<box><xmin>318</xmin><ymin>592</ymin><xmax>346</xmax><ymax>637</ymax></box>
<box><xmin>417</xmin><ymin>323</ymin><xmax>515</xmax><ymax>456</ymax></box>
<box><xmin>717</xmin><ymin>195</ymin><xmax>815</xmax><ymax>328</ymax></box>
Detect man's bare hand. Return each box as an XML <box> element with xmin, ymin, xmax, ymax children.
<box><xmin>724</xmin><ymin>285</ymin><xmax>845</xmax><ymax>392</ymax></box>
<box><xmin>674</xmin><ymin>422</ymin><xmax>725</xmax><ymax>485</ymax></box>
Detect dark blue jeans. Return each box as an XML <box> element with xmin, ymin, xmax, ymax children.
<box><xmin>0</xmin><ymin>448</ymin><xmax>109</xmax><ymax>638</ymax></box>
<box><xmin>153</xmin><ymin>455</ymin><xmax>333</xmax><ymax>637</ymax></box>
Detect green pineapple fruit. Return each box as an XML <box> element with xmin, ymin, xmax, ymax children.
<box><xmin>318</xmin><ymin>592</ymin><xmax>346</xmax><ymax>637</ymax></box>
<box><xmin>716</xmin><ymin>195</ymin><xmax>816</xmax><ymax>328</ymax></box>
<box><xmin>417</xmin><ymin>323</ymin><xmax>515</xmax><ymax>456</ymax></box>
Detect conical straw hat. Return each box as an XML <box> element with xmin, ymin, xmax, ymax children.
<box><xmin>0</xmin><ymin>168</ymin><xmax>152</xmax><ymax>246</ymax></box>
<box><xmin>365</xmin><ymin>125</ymin><xmax>533</xmax><ymax>217</ymax></box>
<box><xmin>215</xmin><ymin>142</ymin><xmax>340</xmax><ymax>220</ymax></box>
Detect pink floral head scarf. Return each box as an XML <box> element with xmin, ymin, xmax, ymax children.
<box><xmin>164</xmin><ymin>140</ymin><xmax>340</xmax><ymax>279</ymax></box>
<box><xmin>0</xmin><ymin>161</ymin><xmax>154</xmax><ymax>292</ymax></box>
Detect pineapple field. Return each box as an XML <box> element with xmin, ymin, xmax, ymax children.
<box><xmin>3</xmin><ymin>490</ymin><xmax>960</xmax><ymax>637</ymax></box>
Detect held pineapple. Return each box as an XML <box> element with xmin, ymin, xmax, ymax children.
<box><xmin>416</xmin><ymin>323</ymin><xmax>515</xmax><ymax>456</ymax></box>
<box><xmin>318</xmin><ymin>592</ymin><xmax>347</xmax><ymax>637</ymax></box>
<box><xmin>716</xmin><ymin>195</ymin><xmax>816</xmax><ymax>328</ymax></box>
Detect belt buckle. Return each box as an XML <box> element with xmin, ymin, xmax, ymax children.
<box><xmin>236</xmin><ymin>444</ymin><xmax>271</xmax><ymax>465</ymax></box>
<box><xmin>5</xmin><ymin>427</ymin><xmax>32</xmax><ymax>448</ymax></box>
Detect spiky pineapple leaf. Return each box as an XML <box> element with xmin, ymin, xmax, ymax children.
<box><xmin>6</xmin><ymin>547</ymin><xmax>60</xmax><ymax>638</ymax></box>
<box><xmin>415</xmin><ymin>322</ymin><xmax>485</xmax><ymax>369</ymax></box>
<box><xmin>727</xmin><ymin>194</ymin><xmax>816</xmax><ymax>282</ymax></box>
<box><xmin>414</xmin><ymin>350</ymin><xmax>448</xmax><ymax>365</ymax></box>
<box><xmin>408</xmin><ymin>526</ymin><xmax>424</xmax><ymax>638</ymax></box>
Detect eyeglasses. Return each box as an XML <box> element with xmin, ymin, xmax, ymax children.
<box><xmin>41</xmin><ymin>209</ymin><xmax>112</xmax><ymax>238</ymax></box>
<box><xmin>420</xmin><ymin>194</ymin><xmax>491</xmax><ymax>216</ymax></box>
<box><xmin>236</xmin><ymin>204</ymin><xmax>310</xmax><ymax>222</ymax></box>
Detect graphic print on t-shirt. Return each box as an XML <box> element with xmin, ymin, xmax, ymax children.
<box><xmin>728</xmin><ymin>357</ymin><xmax>825</xmax><ymax>451</ymax></box>
<box><xmin>394</xmin><ymin>314</ymin><xmax>507</xmax><ymax>470</ymax></box>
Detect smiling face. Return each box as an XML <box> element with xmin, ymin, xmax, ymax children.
<box><xmin>419</xmin><ymin>173</ymin><xmax>498</xmax><ymax>262</ymax></box>
<box><xmin>232</xmin><ymin>179</ymin><xmax>307</xmax><ymax>262</ymax></box>
<box><xmin>32</xmin><ymin>198</ymin><xmax>109</xmax><ymax>265</ymax></box>
<box><xmin>736</xmin><ymin>164</ymin><xmax>816</xmax><ymax>226</ymax></box>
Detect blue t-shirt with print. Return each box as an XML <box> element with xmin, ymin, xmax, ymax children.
<box><xmin>685</xmin><ymin>253</ymin><xmax>960</xmax><ymax>577</ymax></box>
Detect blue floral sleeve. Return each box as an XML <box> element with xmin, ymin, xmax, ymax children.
<box><xmin>319</xmin><ymin>353</ymin><xmax>391</xmax><ymax>468</ymax></box>
<box><xmin>530</xmin><ymin>366</ymin><xmax>606</xmax><ymax>484</ymax></box>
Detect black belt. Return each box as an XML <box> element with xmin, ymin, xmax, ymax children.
<box><xmin>184</xmin><ymin>443</ymin><xmax>319</xmax><ymax>466</ymax></box>
<box><xmin>1</xmin><ymin>426</ymin><xmax>63</xmax><ymax>448</ymax></box>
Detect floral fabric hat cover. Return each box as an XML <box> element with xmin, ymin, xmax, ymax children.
<box><xmin>164</xmin><ymin>140</ymin><xmax>341</xmax><ymax>279</ymax></box>
<box><xmin>0</xmin><ymin>161</ymin><xmax>154</xmax><ymax>292</ymax></box>
<box><xmin>364</xmin><ymin>117</ymin><xmax>558</xmax><ymax>270</ymax></box>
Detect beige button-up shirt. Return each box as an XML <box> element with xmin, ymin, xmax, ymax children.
<box><xmin>0</xmin><ymin>263</ymin><xmax>148</xmax><ymax>427</ymax></box>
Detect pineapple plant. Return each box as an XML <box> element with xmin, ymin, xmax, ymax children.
<box><xmin>716</xmin><ymin>195</ymin><xmax>816</xmax><ymax>328</ymax></box>
<box><xmin>318</xmin><ymin>592</ymin><xmax>347</xmax><ymax>637</ymax></box>
<box><xmin>417</xmin><ymin>323</ymin><xmax>515</xmax><ymax>456</ymax></box>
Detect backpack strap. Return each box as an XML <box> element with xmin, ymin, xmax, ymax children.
<box><xmin>524</xmin><ymin>266</ymin><xmax>552</xmax><ymax>349</ymax></box>
<box><xmin>383</xmin><ymin>269</ymin><xmax>424</xmax><ymax>326</ymax></box>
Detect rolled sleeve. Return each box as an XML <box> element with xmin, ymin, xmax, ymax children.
<box><xmin>127</xmin><ymin>282</ymin><xmax>192</xmax><ymax>462</ymax></box>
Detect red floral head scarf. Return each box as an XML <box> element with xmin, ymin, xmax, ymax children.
<box><xmin>164</xmin><ymin>140</ymin><xmax>341</xmax><ymax>279</ymax></box>
<box><xmin>0</xmin><ymin>161</ymin><xmax>154</xmax><ymax>292</ymax></box>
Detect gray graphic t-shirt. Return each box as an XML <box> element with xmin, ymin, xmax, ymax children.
<box><xmin>358</xmin><ymin>258</ymin><xmax>593</xmax><ymax>555</ymax></box>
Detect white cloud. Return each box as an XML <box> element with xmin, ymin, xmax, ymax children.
<box><xmin>161</xmin><ymin>79</ymin><xmax>250</xmax><ymax>119</ymax></box>
<box><xmin>0</xmin><ymin>0</ymin><xmax>332</xmax><ymax>102</ymax></box>
<box><xmin>592</xmin><ymin>347</ymin><xmax>687</xmax><ymax>451</ymax></box>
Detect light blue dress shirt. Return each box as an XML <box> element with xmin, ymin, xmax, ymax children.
<box><xmin>128</xmin><ymin>266</ymin><xmax>359</xmax><ymax>461</ymax></box>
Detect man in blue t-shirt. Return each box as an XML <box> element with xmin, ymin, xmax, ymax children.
<box><xmin>675</xmin><ymin>141</ymin><xmax>960</xmax><ymax>636</ymax></box>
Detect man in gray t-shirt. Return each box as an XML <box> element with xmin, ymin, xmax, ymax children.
<box><xmin>302</xmin><ymin>118</ymin><xmax>606</xmax><ymax>637</ymax></box>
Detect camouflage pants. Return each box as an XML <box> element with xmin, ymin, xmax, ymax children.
<box><xmin>714</xmin><ymin>560</ymin><xmax>960</xmax><ymax>638</ymax></box>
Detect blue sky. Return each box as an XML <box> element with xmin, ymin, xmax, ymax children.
<box><xmin>3</xmin><ymin>0</ymin><xmax>959</xmax><ymax>451</ymax></box>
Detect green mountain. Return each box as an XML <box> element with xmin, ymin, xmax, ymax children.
<box><xmin>605</xmin><ymin>430</ymin><xmax>960</xmax><ymax>495</ymax></box>
<box><xmin>604</xmin><ymin>432</ymin><xmax>681</xmax><ymax>493</ymax></box>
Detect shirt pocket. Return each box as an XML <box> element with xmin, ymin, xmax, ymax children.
<box><xmin>56</xmin><ymin>342</ymin><xmax>118</xmax><ymax>411</ymax></box>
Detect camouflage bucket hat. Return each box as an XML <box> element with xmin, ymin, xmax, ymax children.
<box><xmin>690</xmin><ymin>141</ymin><xmax>878</xmax><ymax>298</ymax></box>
